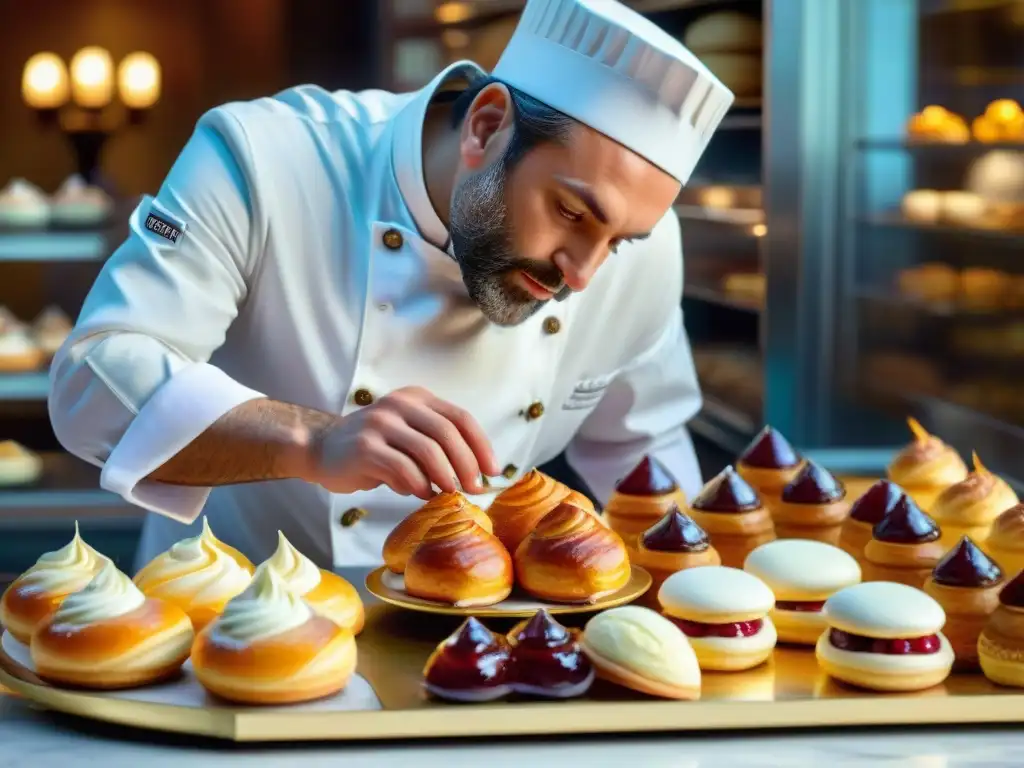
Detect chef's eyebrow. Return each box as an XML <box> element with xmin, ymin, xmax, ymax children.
<box><xmin>554</xmin><ymin>175</ymin><xmax>651</xmax><ymax>241</ymax></box>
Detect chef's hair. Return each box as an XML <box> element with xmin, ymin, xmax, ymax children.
<box><xmin>449</xmin><ymin>74</ymin><xmax>574</xmax><ymax>167</ymax></box>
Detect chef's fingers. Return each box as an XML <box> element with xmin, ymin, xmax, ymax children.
<box><xmin>366</xmin><ymin>441</ymin><xmax>434</xmax><ymax>499</ymax></box>
<box><xmin>373</xmin><ymin>414</ymin><xmax>461</xmax><ymax>496</ymax></box>
<box><xmin>421</xmin><ymin>395</ymin><xmax>501</xmax><ymax>478</ymax></box>
<box><xmin>396</xmin><ymin>402</ymin><xmax>485</xmax><ymax>494</ymax></box>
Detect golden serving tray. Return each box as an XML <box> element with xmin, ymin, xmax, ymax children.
<box><xmin>365</xmin><ymin>565</ymin><xmax>652</xmax><ymax>617</ymax></box>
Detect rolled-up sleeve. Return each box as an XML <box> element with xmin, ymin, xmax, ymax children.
<box><xmin>48</xmin><ymin>108</ymin><xmax>267</xmax><ymax>522</ymax></box>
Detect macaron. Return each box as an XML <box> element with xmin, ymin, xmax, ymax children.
<box><xmin>580</xmin><ymin>605</ymin><xmax>700</xmax><ymax>700</ymax></box>
<box><xmin>816</xmin><ymin>581</ymin><xmax>954</xmax><ymax>692</ymax></box>
<box><xmin>658</xmin><ymin>565</ymin><xmax>777</xmax><ymax>671</ymax></box>
<box><xmin>744</xmin><ymin>540</ymin><xmax>861</xmax><ymax>645</ymax></box>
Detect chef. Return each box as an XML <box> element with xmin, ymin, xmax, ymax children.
<box><xmin>48</xmin><ymin>0</ymin><xmax>734</xmax><ymax>571</ymax></box>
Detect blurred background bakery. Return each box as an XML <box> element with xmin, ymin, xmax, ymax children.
<box><xmin>0</xmin><ymin>0</ymin><xmax>1022</xmax><ymax>580</ymax></box>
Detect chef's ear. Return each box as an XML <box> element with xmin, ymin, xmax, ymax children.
<box><xmin>460</xmin><ymin>82</ymin><xmax>514</xmax><ymax>169</ymax></box>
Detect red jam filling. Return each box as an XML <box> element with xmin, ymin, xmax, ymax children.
<box><xmin>775</xmin><ymin>600</ymin><xmax>826</xmax><ymax>612</ymax></box>
<box><xmin>828</xmin><ymin>628</ymin><xmax>941</xmax><ymax>655</ymax></box>
<box><xmin>691</xmin><ymin>466</ymin><xmax>762</xmax><ymax>513</ymax></box>
<box><xmin>738</xmin><ymin>425</ymin><xmax>800</xmax><ymax>469</ymax></box>
<box><xmin>669</xmin><ymin>617</ymin><xmax>764</xmax><ymax>638</ymax></box>
<box><xmin>781</xmin><ymin>460</ymin><xmax>846</xmax><ymax>504</ymax></box>
<box><xmin>508</xmin><ymin>610</ymin><xmax>592</xmax><ymax>692</ymax></box>
<box><xmin>615</xmin><ymin>455</ymin><xmax>677</xmax><ymax>496</ymax></box>
<box><xmin>424</xmin><ymin>618</ymin><xmax>512</xmax><ymax>693</ymax></box>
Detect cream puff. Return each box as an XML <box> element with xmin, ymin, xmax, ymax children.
<box><xmin>580</xmin><ymin>605</ymin><xmax>701</xmax><ymax>700</ymax></box>
<box><xmin>1</xmin><ymin>522</ymin><xmax>109</xmax><ymax>644</ymax></box>
<box><xmin>383</xmin><ymin>491</ymin><xmax>492</xmax><ymax>574</ymax></box>
<box><xmin>978</xmin><ymin>569</ymin><xmax>1024</xmax><ymax>688</ymax></box>
<box><xmin>506</xmin><ymin>610</ymin><xmax>594</xmax><ymax>699</ymax></box>
<box><xmin>886</xmin><ymin>418</ymin><xmax>968</xmax><ymax>512</ymax></box>
<box><xmin>924</xmin><ymin>536</ymin><xmax>1004</xmax><ymax>670</ymax></box>
<box><xmin>817</xmin><ymin>581</ymin><xmax>954</xmax><ymax>692</ymax></box>
<box><xmin>0</xmin><ymin>178</ymin><xmax>50</xmax><ymax>228</ymax></box>
<box><xmin>49</xmin><ymin>174</ymin><xmax>113</xmax><ymax>226</ymax></box>
<box><xmin>132</xmin><ymin>517</ymin><xmax>254</xmax><ymax>633</ymax></box>
<box><xmin>630</xmin><ymin>504</ymin><xmax>720</xmax><ymax>604</ymax></box>
<box><xmin>263</xmin><ymin>531</ymin><xmax>365</xmax><ymax>634</ymax></box>
<box><xmin>603</xmin><ymin>456</ymin><xmax>687</xmax><ymax>547</ymax></box>
<box><xmin>658</xmin><ymin>565</ymin><xmax>777</xmax><ymax>671</ymax></box>
<box><xmin>985</xmin><ymin>504</ymin><xmax>1024</xmax><ymax>578</ymax></box>
<box><xmin>930</xmin><ymin>453</ymin><xmax>1019</xmax><ymax>549</ymax></box>
<box><xmin>0</xmin><ymin>327</ymin><xmax>44</xmax><ymax>373</ymax></box>
<box><xmin>405</xmin><ymin>509</ymin><xmax>513</xmax><ymax>607</ymax></box>
<box><xmin>736</xmin><ymin>425</ymin><xmax>804</xmax><ymax>500</ymax></box>
<box><xmin>743</xmin><ymin>539</ymin><xmax>861</xmax><ymax>645</ymax></box>
<box><xmin>31</xmin><ymin>560</ymin><xmax>194</xmax><ymax>689</ymax></box>
<box><xmin>423</xmin><ymin>617</ymin><xmax>513</xmax><ymax>702</ymax></box>
<box><xmin>863</xmin><ymin>496</ymin><xmax>945</xmax><ymax>588</ymax></box>
<box><xmin>0</xmin><ymin>440</ymin><xmax>43</xmax><ymax>487</ymax></box>
<box><xmin>838</xmin><ymin>480</ymin><xmax>906</xmax><ymax>561</ymax></box>
<box><xmin>687</xmin><ymin>466</ymin><xmax>775</xmax><ymax>568</ymax></box>
<box><xmin>192</xmin><ymin>563</ymin><xmax>356</xmax><ymax>704</ymax></box>
<box><xmin>772</xmin><ymin>460</ymin><xmax>850</xmax><ymax>545</ymax></box>
<box><xmin>486</xmin><ymin>469</ymin><xmax>582</xmax><ymax>553</ymax></box>
<box><xmin>515</xmin><ymin>502</ymin><xmax>630</xmax><ymax>604</ymax></box>
<box><xmin>31</xmin><ymin>306</ymin><xmax>72</xmax><ymax>358</ymax></box>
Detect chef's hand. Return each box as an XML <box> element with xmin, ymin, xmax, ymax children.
<box><xmin>305</xmin><ymin>387</ymin><xmax>501</xmax><ymax>500</ymax></box>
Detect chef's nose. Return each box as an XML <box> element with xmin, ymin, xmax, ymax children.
<box><xmin>553</xmin><ymin>247</ymin><xmax>602</xmax><ymax>292</ymax></box>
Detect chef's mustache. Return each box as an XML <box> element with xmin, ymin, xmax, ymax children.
<box><xmin>506</xmin><ymin>258</ymin><xmax>569</xmax><ymax>299</ymax></box>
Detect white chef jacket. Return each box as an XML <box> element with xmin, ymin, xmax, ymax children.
<box><xmin>48</xmin><ymin>61</ymin><xmax>705</xmax><ymax>572</ymax></box>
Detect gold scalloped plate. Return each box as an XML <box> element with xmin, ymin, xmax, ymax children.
<box><xmin>364</xmin><ymin>565</ymin><xmax>652</xmax><ymax>618</ymax></box>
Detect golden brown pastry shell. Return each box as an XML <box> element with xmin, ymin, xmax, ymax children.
<box><xmin>978</xmin><ymin>605</ymin><xmax>1024</xmax><ymax>685</ymax></box>
<box><xmin>687</xmin><ymin>506</ymin><xmax>775</xmax><ymax>568</ymax></box>
<box><xmin>862</xmin><ymin>539</ymin><xmax>945</xmax><ymax>587</ymax></box>
<box><xmin>0</xmin><ymin>573</ymin><xmax>94</xmax><ymax>645</ymax></box>
<box><xmin>630</xmin><ymin>545</ymin><xmax>720</xmax><ymax>607</ymax></box>
<box><xmin>923</xmin><ymin>579</ymin><xmax>1003</xmax><ymax>670</ymax></box>
<box><xmin>771</xmin><ymin>499</ymin><xmax>850</xmax><ymax>545</ymax></box>
<box><xmin>305</xmin><ymin>570</ymin><xmax>365</xmax><ymax>635</ymax></box>
<box><xmin>837</xmin><ymin>518</ymin><xmax>873</xmax><ymax>560</ymax></box>
<box><xmin>382</xmin><ymin>492</ymin><xmax>490</xmax><ymax>574</ymax></box>
<box><xmin>887</xmin><ymin>444</ymin><xmax>967</xmax><ymax>512</ymax></box>
<box><xmin>0</xmin><ymin>348</ymin><xmax>45</xmax><ymax>373</ymax></box>
<box><xmin>603</xmin><ymin>489</ymin><xmax>686</xmax><ymax>521</ymax></box>
<box><xmin>736</xmin><ymin>462</ymin><xmax>803</xmax><ymax>497</ymax></box>
<box><xmin>605</xmin><ymin>512</ymin><xmax>660</xmax><ymax>548</ymax></box>
<box><xmin>486</xmin><ymin>470</ymin><xmax>573</xmax><ymax>554</ymax></box>
<box><xmin>931</xmin><ymin>480</ymin><xmax>1018</xmax><ymax>550</ymax></box>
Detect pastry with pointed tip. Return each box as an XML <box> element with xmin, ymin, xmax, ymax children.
<box><xmin>930</xmin><ymin>452</ymin><xmax>1019</xmax><ymax>549</ymax></box>
<box><xmin>1</xmin><ymin>522</ymin><xmax>110</xmax><ymax>644</ymax></box>
<box><xmin>985</xmin><ymin>504</ymin><xmax>1024</xmax><ymax>578</ymax></box>
<box><xmin>486</xmin><ymin>470</ymin><xmax>596</xmax><ymax>554</ymax></box>
<box><xmin>191</xmin><ymin>563</ymin><xmax>357</xmax><ymax>704</ymax></box>
<box><xmin>30</xmin><ymin>560</ymin><xmax>194</xmax><ymax>689</ymax></box>
<box><xmin>132</xmin><ymin>517</ymin><xmax>255</xmax><ymax>632</ymax></box>
<box><xmin>506</xmin><ymin>610</ymin><xmax>594</xmax><ymax>698</ymax></box>
<box><xmin>0</xmin><ymin>439</ymin><xmax>43</xmax><ymax>486</ymax></box>
<box><xmin>631</xmin><ymin>505</ymin><xmax>720</xmax><ymax>604</ymax></box>
<box><xmin>515</xmin><ymin>503</ymin><xmax>630</xmax><ymax>603</ymax></box>
<box><xmin>863</xmin><ymin>496</ymin><xmax>945</xmax><ymax>588</ymax></box>
<box><xmin>736</xmin><ymin>426</ymin><xmax>804</xmax><ymax>498</ymax></box>
<box><xmin>383</xmin><ymin>491</ymin><xmax>492</xmax><ymax>574</ymax></box>
<box><xmin>924</xmin><ymin>536</ymin><xmax>1003</xmax><ymax>670</ymax></box>
<box><xmin>886</xmin><ymin>418</ymin><xmax>968</xmax><ymax>511</ymax></box>
<box><xmin>404</xmin><ymin>510</ymin><xmax>513</xmax><ymax>607</ymax></box>
<box><xmin>423</xmin><ymin>617</ymin><xmax>513</xmax><ymax>702</ymax></box>
<box><xmin>838</xmin><ymin>480</ymin><xmax>905</xmax><ymax>561</ymax></box>
<box><xmin>603</xmin><ymin>456</ymin><xmax>687</xmax><ymax>547</ymax></box>
<box><xmin>687</xmin><ymin>467</ymin><xmax>775</xmax><ymax>568</ymax></box>
<box><xmin>772</xmin><ymin>461</ymin><xmax>850</xmax><ymax>545</ymax></box>
<box><xmin>977</xmin><ymin>570</ymin><xmax>1024</xmax><ymax>688</ymax></box>
<box><xmin>581</xmin><ymin>605</ymin><xmax>701</xmax><ymax>700</ymax></box>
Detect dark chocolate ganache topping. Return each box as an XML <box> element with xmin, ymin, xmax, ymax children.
<box><xmin>615</xmin><ymin>455</ymin><xmax>677</xmax><ymax>496</ymax></box>
<box><xmin>781</xmin><ymin>460</ymin><xmax>847</xmax><ymax>504</ymax></box>
<box><xmin>849</xmin><ymin>480</ymin><xmax>905</xmax><ymax>524</ymax></box>
<box><xmin>872</xmin><ymin>496</ymin><xmax>940</xmax><ymax>544</ymax></box>
<box><xmin>691</xmin><ymin>466</ymin><xmax>762</xmax><ymax>513</ymax></box>
<box><xmin>738</xmin><ymin>425</ymin><xmax>800</xmax><ymax>469</ymax></box>
<box><xmin>932</xmin><ymin>536</ymin><xmax>1003</xmax><ymax>588</ymax></box>
<box><xmin>641</xmin><ymin>505</ymin><xmax>711</xmax><ymax>552</ymax></box>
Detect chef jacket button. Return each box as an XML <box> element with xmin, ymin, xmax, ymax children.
<box><xmin>353</xmin><ymin>388</ymin><xmax>374</xmax><ymax>406</ymax></box>
<box><xmin>502</xmin><ymin>463</ymin><xmax>518</xmax><ymax>479</ymax></box>
<box><xmin>340</xmin><ymin>507</ymin><xmax>367</xmax><ymax>527</ymax></box>
<box><xmin>543</xmin><ymin>316</ymin><xmax>561</xmax><ymax>335</ymax></box>
<box><xmin>524</xmin><ymin>401</ymin><xmax>545</xmax><ymax>421</ymax></box>
<box><xmin>382</xmin><ymin>229</ymin><xmax>404</xmax><ymax>250</ymax></box>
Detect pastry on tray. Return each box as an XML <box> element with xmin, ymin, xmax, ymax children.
<box><xmin>923</xmin><ymin>536</ymin><xmax>1004</xmax><ymax>670</ymax></box>
<box><xmin>382</xmin><ymin>491</ymin><xmax>491</xmax><ymax>574</ymax></box>
<box><xmin>514</xmin><ymin>503</ymin><xmax>629</xmax><ymax>603</ymax></box>
<box><xmin>0</xmin><ymin>327</ymin><xmax>45</xmax><ymax>373</ymax></box>
<box><xmin>486</xmin><ymin>469</ymin><xmax>592</xmax><ymax>553</ymax></box>
<box><xmin>930</xmin><ymin>452</ymin><xmax>1019</xmax><ymax>549</ymax></box>
<box><xmin>506</xmin><ymin>609</ymin><xmax>594</xmax><ymax>699</ymax></box>
<box><xmin>423</xmin><ymin>617</ymin><xmax>513</xmax><ymax>702</ymax></box>
<box><xmin>735</xmin><ymin>425</ymin><xmax>803</xmax><ymax>500</ymax></box>
<box><xmin>0</xmin><ymin>522</ymin><xmax>109</xmax><ymax>644</ymax></box>
<box><xmin>580</xmin><ymin>605</ymin><xmax>701</xmax><ymax>700</ymax></box>
<box><xmin>862</xmin><ymin>496</ymin><xmax>945</xmax><ymax>588</ymax></box>
<box><xmin>658</xmin><ymin>565</ymin><xmax>777</xmax><ymax>671</ymax></box>
<box><xmin>838</xmin><ymin>480</ymin><xmax>905</xmax><ymax>562</ymax></box>
<box><xmin>0</xmin><ymin>178</ymin><xmax>50</xmax><ymax>228</ymax></box>
<box><xmin>978</xmin><ymin>570</ymin><xmax>1024</xmax><ymax>688</ymax></box>
<box><xmin>906</xmin><ymin>105</ymin><xmax>970</xmax><ymax>143</ymax></box>
<box><xmin>886</xmin><ymin>418</ymin><xmax>968</xmax><ymax>512</ymax></box>
<box><xmin>771</xmin><ymin>460</ymin><xmax>850</xmax><ymax>545</ymax></box>
<box><xmin>31</xmin><ymin>560</ymin><xmax>194</xmax><ymax>690</ymax></box>
<box><xmin>192</xmin><ymin>564</ymin><xmax>356</xmax><ymax>704</ymax></box>
<box><xmin>631</xmin><ymin>504</ymin><xmax>720</xmax><ymax>603</ymax></box>
<box><xmin>132</xmin><ymin>517</ymin><xmax>254</xmax><ymax>633</ymax></box>
<box><xmin>603</xmin><ymin>455</ymin><xmax>687</xmax><ymax>547</ymax></box>
<box><xmin>687</xmin><ymin>466</ymin><xmax>775</xmax><ymax>568</ymax></box>
<box><xmin>985</xmin><ymin>504</ymin><xmax>1024</xmax><ymax>579</ymax></box>
<box><xmin>743</xmin><ymin>539</ymin><xmax>861</xmax><ymax>645</ymax></box>
<box><xmin>405</xmin><ymin>509</ymin><xmax>513</xmax><ymax>607</ymax></box>
<box><xmin>31</xmin><ymin>306</ymin><xmax>73</xmax><ymax>357</ymax></box>
<box><xmin>49</xmin><ymin>174</ymin><xmax>113</xmax><ymax>226</ymax></box>
<box><xmin>263</xmin><ymin>531</ymin><xmax>365</xmax><ymax>634</ymax></box>
<box><xmin>0</xmin><ymin>440</ymin><xmax>44</xmax><ymax>487</ymax></box>
<box><xmin>971</xmin><ymin>98</ymin><xmax>1024</xmax><ymax>143</ymax></box>
<box><xmin>816</xmin><ymin>581</ymin><xmax>954</xmax><ymax>692</ymax></box>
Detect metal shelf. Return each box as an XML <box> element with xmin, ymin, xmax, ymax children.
<box><xmin>0</xmin><ymin>230</ymin><xmax>112</xmax><ymax>262</ymax></box>
<box><xmin>0</xmin><ymin>452</ymin><xmax>136</xmax><ymax>516</ymax></box>
<box><xmin>0</xmin><ymin>372</ymin><xmax>49</xmax><ymax>401</ymax></box>
<box><xmin>862</xmin><ymin>212</ymin><xmax>1024</xmax><ymax>240</ymax></box>
<box><xmin>675</xmin><ymin>203</ymin><xmax>765</xmax><ymax>227</ymax></box>
<box><xmin>855</xmin><ymin>288</ymin><xmax>1024</xmax><ymax>319</ymax></box>
<box><xmin>855</xmin><ymin>138</ymin><xmax>1024</xmax><ymax>153</ymax></box>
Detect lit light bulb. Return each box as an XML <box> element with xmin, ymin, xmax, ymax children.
<box><xmin>22</xmin><ymin>53</ymin><xmax>69</xmax><ymax>109</ymax></box>
<box><xmin>70</xmin><ymin>46</ymin><xmax>115</xmax><ymax>108</ymax></box>
<box><xmin>117</xmin><ymin>52</ymin><xmax>161</xmax><ymax>109</ymax></box>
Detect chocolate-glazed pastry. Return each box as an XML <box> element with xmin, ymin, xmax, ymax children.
<box><xmin>687</xmin><ymin>467</ymin><xmax>774</xmax><ymax>568</ymax></box>
<box><xmin>930</xmin><ymin>452</ymin><xmax>1019</xmax><ymax>549</ymax></box>
<box><xmin>771</xmin><ymin>461</ymin><xmax>850</xmax><ymax>545</ymax></box>
<box><xmin>736</xmin><ymin>426</ymin><xmax>804</xmax><ymax>499</ymax></box>
<box><xmin>604</xmin><ymin>456</ymin><xmax>688</xmax><ymax>548</ymax></box>
<box><xmin>631</xmin><ymin>506</ymin><xmax>721</xmax><ymax>605</ymax></box>
<box><xmin>506</xmin><ymin>610</ymin><xmax>594</xmax><ymax>699</ymax></box>
<box><xmin>886</xmin><ymin>417</ymin><xmax>968</xmax><ymax>512</ymax></box>
<box><xmin>978</xmin><ymin>569</ymin><xmax>1024</xmax><ymax>687</ymax></box>
<box><xmin>862</xmin><ymin>497</ymin><xmax>944</xmax><ymax>587</ymax></box>
<box><xmin>423</xmin><ymin>617</ymin><xmax>513</xmax><ymax>702</ymax></box>
<box><xmin>838</xmin><ymin>480</ymin><xmax>906</xmax><ymax>561</ymax></box>
<box><xmin>924</xmin><ymin>536</ymin><xmax>1005</xmax><ymax>670</ymax></box>
<box><xmin>985</xmin><ymin>504</ymin><xmax>1024</xmax><ymax>580</ymax></box>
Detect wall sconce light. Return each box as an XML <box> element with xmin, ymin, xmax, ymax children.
<box><xmin>21</xmin><ymin>47</ymin><xmax>162</xmax><ymax>187</ymax></box>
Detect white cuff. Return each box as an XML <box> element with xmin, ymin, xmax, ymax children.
<box><xmin>100</xmin><ymin>363</ymin><xmax>265</xmax><ymax>523</ymax></box>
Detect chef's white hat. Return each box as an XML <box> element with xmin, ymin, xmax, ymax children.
<box><xmin>492</xmin><ymin>0</ymin><xmax>735</xmax><ymax>184</ymax></box>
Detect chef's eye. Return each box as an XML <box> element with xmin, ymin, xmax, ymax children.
<box><xmin>557</xmin><ymin>202</ymin><xmax>584</xmax><ymax>222</ymax></box>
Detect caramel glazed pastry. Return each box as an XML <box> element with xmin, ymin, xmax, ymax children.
<box><xmin>132</xmin><ymin>517</ymin><xmax>255</xmax><ymax>633</ymax></box>
<box><xmin>986</xmin><ymin>504</ymin><xmax>1024</xmax><ymax>579</ymax></box>
<box><xmin>192</xmin><ymin>564</ymin><xmax>357</xmax><ymax>704</ymax></box>
<box><xmin>771</xmin><ymin>460</ymin><xmax>850</xmax><ymax>546</ymax></box>
<box><xmin>687</xmin><ymin>466</ymin><xmax>775</xmax><ymax>569</ymax></box>
<box><xmin>603</xmin><ymin>455</ymin><xmax>687</xmax><ymax>547</ymax></box>
<box><xmin>1</xmin><ymin>522</ymin><xmax>109</xmax><ymax>645</ymax></box>
<box><xmin>30</xmin><ymin>560</ymin><xmax>194</xmax><ymax>689</ymax></box>
<box><xmin>862</xmin><ymin>496</ymin><xmax>945</xmax><ymax>588</ymax></box>
<box><xmin>978</xmin><ymin>569</ymin><xmax>1024</xmax><ymax>688</ymax></box>
<box><xmin>930</xmin><ymin>452</ymin><xmax>1019</xmax><ymax>550</ymax></box>
<box><xmin>382</xmin><ymin>491</ymin><xmax>493</xmax><ymax>574</ymax></box>
<box><xmin>631</xmin><ymin>504</ymin><xmax>720</xmax><ymax>603</ymax></box>
<box><xmin>886</xmin><ymin>418</ymin><xmax>968</xmax><ymax>512</ymax></box>
<box><xmin>735</xmin><ymin>425</ymin><xmax>804</xmax><ymax>500</ymax></box>
<box><xmin>486</xmin><ymin>468</ymin><xmax>596</xmax><ymax>554</ymax></box>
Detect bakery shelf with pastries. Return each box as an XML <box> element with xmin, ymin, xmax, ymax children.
<box><xmin>875</xmin><ymin>264</ymin><xmax>1024</xmax><ymax>317</ymax></box>
<box><xmin>0</xmin><ymin>449</ymin><xmax>134</xmax><ymax>515</ymax></box>
<box><xmin>0</xmin><ymin>305</ymin><xmax>73</xmax><ymax>379</ymax></box>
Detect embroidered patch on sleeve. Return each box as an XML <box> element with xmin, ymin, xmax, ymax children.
<box><xmin>143</xmin><ymin>205</ymin><xmax>186</xmax><ymax>245</ymax></box>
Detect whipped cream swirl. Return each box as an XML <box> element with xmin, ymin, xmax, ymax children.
<box><xmin>18</xmin><ymin>522</ymin><xmax>109</xmax><ymax>594</ymax></box>
<box><xmin>264</xmin><ymin>531</ymin><xmax>321</xmax><ymax>595</ymax></box>
<box><xmin>52</xmin><ymin>560</ymin><xmax>146</xmax><ymax>627</ymax></box>
<box><xmin>213</xmin><ymin>563</ymin><xmax>313</xmax><ymax>644</ymax></box>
